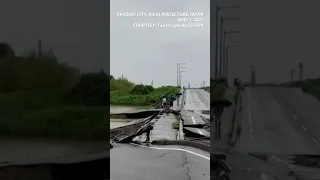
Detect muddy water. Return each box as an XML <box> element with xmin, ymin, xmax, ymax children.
<box><xmin>0</xmin><ymin>138</ymin><xmax>109</xmax><ymax>164</ymax></box>
<box><xmin>110</xmin><ymin>105</ymin><xmax>149</xmax><ymax>129</ymax></box>
<box><xmin>0</xmin><ymin>105</ymin><xmax>149</xmax><ymax>164</ymax></box>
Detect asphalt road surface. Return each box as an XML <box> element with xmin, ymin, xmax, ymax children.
<box><xmin>182</xmin><ymin>89</ymin><xmax>210</xmax><ymax>138</ymax></box>
<box><xmin>184</xmin><ymin>89</ymin><xmax>209</xmax><ymax>111</ymax></box>
<box><xmin>226</xmin><ymin>86</ymin><xmax>320</xmax><ymax>180</ymax></box>
<box><xmin>236</xmin><ymin>87</ymin><xmax>320</xmax><ymax>154</ymax></box>
<box><xmin>111</xmin><ymin>143</ymin><xmax>209</xmax><ymax>180</ymax></box>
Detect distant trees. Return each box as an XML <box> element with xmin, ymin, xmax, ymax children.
<box><xmin>0</xmin><ymin>48</ymin><xmax>79</xmax><ymax>92</ymax></box>
<box><xmin>0</xmin><ymin>43</ymin><xmax>15</xmax><ymax>57</ymax></box>
<box><xmin>66</xmin><ymin>71</ymin><xmax>108</xmax><ymax>106</ymax></box>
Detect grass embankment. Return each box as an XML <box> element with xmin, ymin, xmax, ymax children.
<box><xmin>172</xmin><ymin>120</ymin><xmax>179</xmax><ymax>129</ymax></box>
<box><xmin>110</xmin><ymin>78</ymin><xmax>180</xmax><ymax>106</ymax></box>
<box><xmin>0</xmin><ymin>90</ymin><xmax>108</xmax><ymax>140</ymax></box>
<box><xmin>204</xmin><ymin>87</ymin><xmax>210</xmax><ymax>92</ymax></box>
<box><xmin>210</xmin><ymin>79</ymin><xmax>227</xmax><ymax>100</ymax></box>
<box><xmin>291</xmin><ymin>79</ymin><xmax>320</xmax><ymax>101</ymax></box>
<box><xmin>0</xmin><ymin>50</ymin><xmax>108</xmax><ymax>140</ymax></box>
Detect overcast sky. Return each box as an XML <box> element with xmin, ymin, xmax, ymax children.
<box><xmin>0</xmin><ymin>0</ymin><xmax>109</xmax><ymax>73</ymax></box>
<box><xmin>218</xmin><ymin>0</ymin><xmax>320</xmax><ymax>83</ymax></box>
<box><xmin>1</xmin><ymin>1</ymin><xmax>320</xmax><ymax>85</ymax></box>
<box><xmin>111</xmin><ymin>0</ymin><xmax>210</xmax><ymax>87</ymax></box>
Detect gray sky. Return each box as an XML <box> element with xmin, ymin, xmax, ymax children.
<box><xmin>110</xmin><ymin>0</ymin><xmax>210</xmax><ymax>87</ymax></box>
<box><xmin>2</xmin><ymin>1</ymin><xmax>320</xmax><ymax>85</ymax></box>
<box><xmin>216</xmin><ymin>0</ymin><xmax>320</xmax><ymax>83</ymax></box>
<box><xmin>0</xmin><ymin>0</ymin><xmax>109</xmax><ymax>73</ymax></box>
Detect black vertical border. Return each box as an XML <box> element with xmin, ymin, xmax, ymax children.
<box><xmin>106</xmin><ymin>0</ymin><xmax>111</xmax><ymax>179</ymax></box>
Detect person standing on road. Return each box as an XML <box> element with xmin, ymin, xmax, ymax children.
<box><xmin>169</xmin><ymin>98</ymin><xmax>174</xmax><ymax>109</ymax></box>
<box><xmin>144</xmin><ymin>125</ymin><xmax>153</xmax><ymax>143</ymax></box>
<box><xmin>162</xmin><ymin>97</ymin><xmax>167</xmax><ymax>108</ymax></box>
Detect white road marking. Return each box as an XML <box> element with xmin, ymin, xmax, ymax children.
<box><xmin>260</xmin><ymin>173</ymin><xmax>269</xmax><ymax>180</ymax></box>
<box><xmin>312</xmin><ymin>137</ymin><xmax>319</xmax><ymax>144</ymax></box>
<box><xmin>247</xmin><ymin>88</ymin><xmax>253</xmax><ymax>133</ymax></box>
<box><xmin>293</xmin><ymin>116</ymin><xmax>297</xmax><ymax>120</ymax></box>
<box><xmin>272</xmin><ymin>155</ymin><xmax>320</xmax><ymax>172</ymax></box>
<box><xmin>272</xmin><ymin>155</ymin><xmax>294</xmax><ymax>169</ymax></box>
<box><xmin>196</xmin><ymin>128</ymin><xmax>203</xmax><ymax>135</ymax></box>
<box><xmin>129</xmin><ymin>143</ymin><xmax>210</xmax><ymax>160</ymax></box>
<box><xmin>301</xmin><ymin>125</ymin><xmax>307</xmax><ymax>131</ymax></box>
<box><xmin>191</xmin><ymin>116</ymin><xmax>196</xmax><ymax>124</ymax></box>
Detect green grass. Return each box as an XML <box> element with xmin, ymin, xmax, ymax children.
<box><xmin>0</xmin><ymin>49</ymin><xmax>110</xmax><ymax>140</ymax></box>
<box><xmin>292</xmin><ymin>79</ymin><xmax>320</xmax><ymax>101</ymax></box>
<box><xmin>0</xmin><ymin>106</ymin><xmax>108</xmax><ymax>140</ymax></box>
<box><xmin>0</xmin><ymin>89</ymin><xmax>108</xmax><ymax>140</ymax></box>
<box><xmin>110</xmin><ymin>86</ymin><xmax>180</xmax><ymax>106</ymax></box>
<box><xmin>172</xmin><ymin>120</ymin><xmax>179</xmax><ymax>129</ymax></box>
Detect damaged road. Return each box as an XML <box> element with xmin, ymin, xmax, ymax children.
<box><xmin>110</xmin><ymin>143</ymin><xmax>209</xmax><ymax>180</ymax></box>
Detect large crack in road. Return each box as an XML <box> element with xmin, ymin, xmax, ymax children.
<box><xmin>182</xmin><ymin>151</ymin><xmax>192</xmax><ymax>180</ymax></box>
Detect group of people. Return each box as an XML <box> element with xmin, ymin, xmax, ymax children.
<box><xmin>161</xmin><ymin>96</ymin><xmax>175</xmax><ymax>109</ymax></box>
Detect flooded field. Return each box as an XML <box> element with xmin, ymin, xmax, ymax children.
<box><xmin>110</xmin><ymin>105</ymin><xmax>149</xmax><ymax>129</ymax></box>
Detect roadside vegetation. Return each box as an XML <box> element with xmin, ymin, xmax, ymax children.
<box><xmin>291</xmin><ymin>79</ymin><xmax>320</xmax><ymax>101</ymax></box>
<box><xmin>0</xmin><ymin>47</ymin><xmax>108</xmax><ymax>140</ymax></box>
<box><xmin>110</xmin><ymin>77</ymin><xmax>180</xmax><ymax>106</ymax></box>
<box><xmin>172</xmin><ymin>120</ymin><xmax>179</xmax><ymax>129</ymax></box>
<box><xmin>204</xmin><ymin>87</ymin><xmax>210</xmax><ymax>92</ymax></box>
<box><xmin>210</xmin><ymin>78</ymin><xmax>227</xmax><ymax>100</ymax></box>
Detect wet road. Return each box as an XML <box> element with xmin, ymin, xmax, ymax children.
<box><xmin>236</xmin><ymin>87</ymin><xmax>320</xmax><ymax>154</ymax></box>
<box><xmin>184</xmin><ymin>89</ymin><xmax>209</xmax><ymax>111</ymax></box>
<box><xmin>182</xmin><ymin>89</ymin><xmax>210</xmax><ymax>138</ymax></box>
<box><xmin>226</xmin><ymin>86</ymin><xmax>320</xmax><ymax>179</ymax></box>
<box><xmin>111</xmin><ymin>143</ymin><xmax>209</xmax><ymax>180</ymax></box>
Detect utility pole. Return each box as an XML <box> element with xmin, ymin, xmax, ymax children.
<box><xmin>188</xmin><ymin>82</ymin><xmax>190</xmax><ymax>88</ymax></box>
<box><xmin>214</xmin><ymin>5</ymin><xmax>240</xmax><ymax>80</ymax></box>
<box><xmin>203</xmin><ymin>81</ymin><xmax>205</xmax><ymax>87</ymax></box>
<box><xmin>151</xmin><ymin>80</ymin><xmax>153</xmax><ymax>87</ymax></box>
<box><xmin>121</xmin><ymin>74</ymin><xmax>123</xmax><ymax>80</ymax></box>
<box><xmin>223</xmin><ymin>30</ymin><xmax>240</xmax><ymax>80</ymax></box>
<box><xmin>178</xmin><ymin>63</ymin><xmax>186</xmax><ymax>89</ymax></box>
<box><xmin>250</xmin><ymin>65</ymin><xmax>256</xmax><ymax>85</ymax></box>
<box><xmin>177</xmin><ymin>63</ymin><xmax>186</xmax><ymax>87</ymax></box>
<box><xmin>219</xmin><ymin>17</ymin><xmax>240</xmax><ymax>79</ymax></box>
<box><xmin>289</xmin><ymin>69</ymin><xmax>296</xmax><ymax>82</ymax></box>
<box><xmin>38</xmin><ymin>40</ymin><xmax>42</xmax><ymax>59</ymax></box>
<box><xmin>177</xmin><ymin>63</ymin><xmax>179</xmax><ymax>86</ymax></box>
<box><xmin>298</xmin><ymin>62</ymin><xmax>303</xmax><ymax>81</ymax></box>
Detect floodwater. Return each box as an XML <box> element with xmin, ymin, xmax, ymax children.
<box><xmin>110</xmin><ymin>105</ymin><xmax>149</xmax><ymax>129</ymax></box>
<box><xmin>0</xmin><ymin>105</ymin><xmax>152</xmax><ymax>164</ymax></box>
<box><xmin>0</xmin><ymin>138</ymin><xmax>109</xmax><ymax>165</ymax></box>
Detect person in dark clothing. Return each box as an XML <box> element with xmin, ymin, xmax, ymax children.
<box><xmin>144</xmin><ymin>125</ymin><xmax>153</xmax><ymax>143</ymax></box>
<box><xmin>168</xmin><ymin>97</ymin><xmax>174</xmax><ymax>109</ymax></box>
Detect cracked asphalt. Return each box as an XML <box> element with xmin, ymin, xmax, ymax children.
<box><xmin>110</xmin><ymin>143</ymin><xmax>209</xmax><ymax>180</ymax></box>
